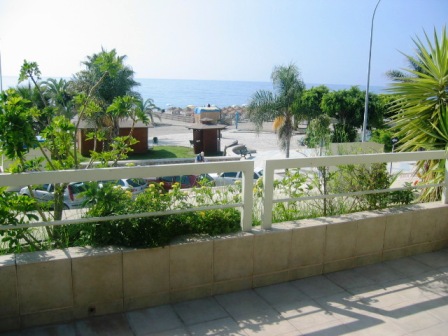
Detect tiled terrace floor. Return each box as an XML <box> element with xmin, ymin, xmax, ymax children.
<box><xmin>3</xmin><ymin>249</ymin><xmax>448</xmax><ymax>335</ymax></box>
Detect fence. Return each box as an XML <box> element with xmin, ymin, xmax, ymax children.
<box><xmin>153</xmin><ymin>111</ymin><xmax>194</xmax><ymax>123</ymax></box>
<box><xmin>0</xmin><ymin>150</ymin><xmax>447</xmax><ymax>233</ymax></box>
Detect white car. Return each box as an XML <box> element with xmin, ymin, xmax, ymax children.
<box><xmin>210</xmin><ymin>169</ymin><xmax>263</xmax><ymax>186</ymax></box>
<box><xmin>99</xmin><ymin>178</ymin><xmax>148</xmax><ymax>196</ymax></box>
<box><xmin>19</xmin><ymin>182</ymin><xmax>88</xmax><ymax>209</ymax></box>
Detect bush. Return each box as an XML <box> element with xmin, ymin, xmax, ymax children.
<box><xmin>51</xmin><ymin>181</ymin><xmax>241</xmax><ymax>250</ymax></box>
<box><xmin>371</xmin><ymin>128</ymin><xmax>394</xmax><ymax>152</ymax></box>
<box><xmin>267</xmin><ymin>163</ymin><xmax>416</xmax><ymax>223</ymax></box>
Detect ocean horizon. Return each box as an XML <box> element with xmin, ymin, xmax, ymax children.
<box><xmin>1</xmin><ymin>76</ymin><xmax>386</xmax><ymax>109</ymax></box>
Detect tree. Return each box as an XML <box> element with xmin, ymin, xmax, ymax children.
<box><xmin>41</xmin><ymin>78</ymin><xmax>75</xmax><ymax>119</ymax></box>
<box><xmin>305</xmin><ymin>114</ymin><xmax>331</xmax><ymax>155</ymax></box>
<box><xmin>139</xmin><ymin>98</ymin><xmax>161</xmax><ymax>125</ymax></box>
<box><xmin>73</xmin><ymin>48</ymin><xmax>139</xmax><ymax>105</ymax></box>
<box><xmin>321</xmin><ymin>86</ymin><xmax>364</xmax><ymax>142</ymax></box>
<box><xmin>389</xmin><ymin>27</ymin><xmax>448</xmax><ymax>201</ymax></box>
<box><xmin>320</xmin><ymin>86</ymin><xmax>384</xmax><ymax>142</ymax></box>
<box><xmin>300</xmin><ymin>85</ymin><xmax>330</xmax><ymax>125</ymax></box>
<box><xmin>305</xmin><ymin>114</ymin><xmax>332</xmax><ymax>215</ymax></box>
<box><xmin>72</xmin><ymin>48</ymin><xmax>141</xmax><ymax>148</ymax></box>
<box><xmin>247</xmin><ymin>64</ymin><xmax>305</xmax><ymax>158</ymax></box>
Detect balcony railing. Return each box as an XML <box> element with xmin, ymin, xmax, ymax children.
<box><xmin>0</xmin><ymin>150</ymin><xmax>447</xmax><ymax>233</ymax></box>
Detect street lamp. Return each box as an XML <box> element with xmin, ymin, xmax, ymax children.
<box><xmin>362</xmin><ymin>0</ymin><xmax>382</xmax><ymax>142</ymax></box>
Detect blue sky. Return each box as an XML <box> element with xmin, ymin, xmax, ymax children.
<box><xmin>0</xmin><ymin>0</ymin><xmax>446</xmax><ymax>87</ymax></box>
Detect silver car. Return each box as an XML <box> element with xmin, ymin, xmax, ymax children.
<box><xmin>210</xmin><ymin>170</ymin><xmax>263</xmax><ymax>186</ymax></box>
<box><xmin>19</xmin><ymin>182</ymin><xmax>88</xmax><ymax>209</ymax></box>
<box><xmin>98</xmin><ymin>178</ymin><xmax>148</xmax><ymax>197</ymax></box>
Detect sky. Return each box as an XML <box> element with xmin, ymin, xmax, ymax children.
<box><xmin>0</xmin><ymin>0</ymin><xmax>446</xmax><ymax>87</ymax></box>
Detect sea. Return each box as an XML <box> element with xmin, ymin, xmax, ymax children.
<box><xmin>1</xmin><ymin>76</ymin><xmax>386</xmax><ymax>109</ymax></box>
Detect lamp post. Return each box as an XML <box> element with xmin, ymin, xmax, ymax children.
<box><xmin>0</xmin><ymin>41</ymin><xmax>3</xmax><ymax>92</ymax></box>
<box><xmin>362</xmin><ymin>0</ymin><xmax>382</xmax><ymax>142</ymax></box>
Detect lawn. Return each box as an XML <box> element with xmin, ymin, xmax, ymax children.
<box><xmin>1</xmin><ymin>146</ymin><xmax>195</xmax><ymax>172</ymax></box>
<box><xmin>127</xmin><ymin>146</ymin><xmax>195</xmax><ymax>160</ymax></box>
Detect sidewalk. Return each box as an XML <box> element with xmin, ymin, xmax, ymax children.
<box><xmin>4</xmin><ymin>248</ymin><xmax>448</xmax><ymax>335</ymax></box>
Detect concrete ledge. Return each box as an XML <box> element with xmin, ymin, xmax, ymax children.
<box><xmin>1</xmin><ymin>202</ymin><xmax>448</xmax><ymax>332</ymax></box>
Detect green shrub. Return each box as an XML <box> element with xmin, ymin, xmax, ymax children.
<box><xmin>51</xmin><ymin>181</ymin><xmax>241</xmax><ymax>250</ymax></box>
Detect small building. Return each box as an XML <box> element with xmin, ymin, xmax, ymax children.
<box><xmin>75</xmin><ymin>118</ymin><xmax>150</xmax><ymax>157</ymax></box>
<box><xmin>194</xmin><ymin>106</ymin><xmax>221</xmax><ymax>124</ymax></box>
<box><xmin>188</xmin><ymin>123</ymin><xmax>227</xmax><ymax>156</ymax></box>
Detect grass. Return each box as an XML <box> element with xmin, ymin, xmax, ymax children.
<box><xmin>2</xmin><ymin>146</ymin><xmax>198</xmax><ymax>172</ymax></box>
<box><xmin>127</xmin><ymin>146</ymin><xmax>194</xmax><ymax>160</ymax></box>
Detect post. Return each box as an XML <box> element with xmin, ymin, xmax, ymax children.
<box><xmin>241</xmin><ymin>164</ymin><xmax>254</xmax><ymax>231</ymax></box>
<box><xmin>261</xmin><ymin>160</ymin><xmax>275</xmax><ymax>229</ymax></box>
<box><xmin>389</xmin><ymin>137</ymin><xmax>398</xmax><ymax>174</ymax></box>
<box><xmin>362</xmin><ymin>0</ymin><xmax>382</xmax><ymax>142</ymax></box>
<box><xmin>0</xmin><ymin>41</ymin><xmax>3</xmax><ymax>92</ymax></box>
<box><xmin>443</xmin><ymin>156</ymin><xmax>448</xmax><ymax>205</ymax></box>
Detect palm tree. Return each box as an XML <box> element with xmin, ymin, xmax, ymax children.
<box><xmin>73</xmin><ymin>48</ymin><xmax>140</xmax><ymax>105</ymax></box>
<box><xmin>107</xmin><ymin>95</ymin><xmax>150</xmax><ymax>139</ymax></box>
<box><xmin>41</xmin><ymin>78</ymin><xmax>74</xmax><ymax>119</ymax></box>
<box><xmin>247</xmin><ymin>64</ymin><xmax>305</xmax><ymax>158</ymax></box>
<box><xmin>389</xmin><ymin>27</ymin><xmax>448</xmax><ymax>201</ymax></box>
<box><xmin>71</xmin><ymin>48</ymin><xmax>141</xmax><ymax>152</ymax></box>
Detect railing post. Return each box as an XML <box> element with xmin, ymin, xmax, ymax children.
<box><xmin>443</xmin><ymin>157</ymin><xmax>448</xmax><ymax>204</ymax></box>
<box><xmin>261</xmin><ymin>160</ymin><xmax>274</xmax><ymax>229</ymax></box>
<box><xmin>241</xmin><ymin>164</ymin><xmax>253</xmax><ymax>231</ymax></box>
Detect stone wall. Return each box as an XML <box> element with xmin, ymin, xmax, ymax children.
<box><xmin>1</xmin><ymin>202</ymin><xmax>448</xmax><ymax>332</ymax></box>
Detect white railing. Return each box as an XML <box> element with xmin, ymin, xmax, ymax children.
<box><xmin>262</xmin><ymin>150</ymin><xmax>448</xmax><ymax>229</ymax></box>
<box><xmin>0</xmin><ymin>150</ymin><xmax>447</xmax><ymax>232</ymax></box>
<box><xmin>0</xmin><ymin>160</ymin><xmax>254</xmax><ymax>231</ymax></box>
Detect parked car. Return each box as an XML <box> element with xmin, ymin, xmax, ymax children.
<box><xmin>209</xmin><ymin>169</ymin><xmax>263</xmax><ymax>186</ymax></box>
<box><xmin>19</xmin><ymin>182</ymin><xmax>88</xmax><ymax>209</ymax></box>
<box><xmin>98</xmin><ymin>178</ymin><xmax>148</xmax><ymax>196</ymax></box>
<box><xmin>146</xmin><ymin>174</ymin><xmax>215</xmax><ymax>191</ymax></box>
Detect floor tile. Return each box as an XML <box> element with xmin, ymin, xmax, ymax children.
<box><xmin>349</xmin><ymin>283</ymin><xmax>411</xmax><ymax>310</ymax></box>
<box><xmin>187</xmin><ymin>317</ymin><xmax>246</xmax><ymax>336</ymax></box>
<box><xmin>389</xmin><ymin>282</ymin><xmax>442</xmax><ymax>302</ymax></box>
<box><xmin>410</xmin><ymin>321</ymin><xmax>448</xmax><ymax>336</ymax></box>
<box><xmin>75</xmin><ymin>314</ymin><xmax>133</xmax><ymax>335</ymax></box>
<box><xmin>297</xmin><ymin>319</ymin><xmax>351</xmax><ymax>336</ymax></box>
<box><xmin>21</xmin><ymin>323</ymin><xmax>77</xmax><ymax>336</ymax></box>
<box><xmin>353</xmin><ymin>263</ymin><xmax>404</xmax><ymax>285</ymax></box>
<box><xmin>173</xmin><ymin>297</ymin><xmax>228</xmax><ymax>326</ymax></box>
<box><xmin>390</xmin><ymin>305</ymin><xmax>444</xmax><ymax>333</ymax></box>
<box><xmin>411</xmin><ymin>250</ymin><xmax>448</xmax><ymax>268</ymax></box>
<box><xmin>279</xmin><ymin>299</ymin><xmax>340</xmax><ymax>331</ymax></box>
<box><xmin>325</xmin><ymin>269</ymin><xmax>375</xmax><ymax>290</ymax></box>
<box><xmin>314</xmin><ymin>292</ymin><xmax>380</xmax><ymax>326</ymax></box>
<box><xmin>384</xmin><ymin>256</ymin><xmax>433</xmax><ymax>277</ymax></box>
<box><xmin>255</xmin><ymin>282</ymin><xmax>308</xmax><ymax>309</ymax></box>
<box><xmin>423</xmin><ymin>297</ymin><xmax>448</xmax><ymax>322</ymax></box>
<box><xmin>237</xmin><ymin>311</ymin><xmax>296</xmax><ymax>336</ymax></box>
<box><xmin>215</xmin><ymin>290</ymin><xmax>273</xmax><ymax>319</ymax></box>
<box><xmin>291</xmin><ymin>275</ymin><xmax>345</xmax><ymax>299</ymax></box>
<box><xmin>149</xmin><ymin>327</ymin><xmax>191</xmax><ymax>336</ymax></box>
<box><xmin>126</xmin><ymin>305</ymin><xmax>183</xmax><ymax>335</ymax></box>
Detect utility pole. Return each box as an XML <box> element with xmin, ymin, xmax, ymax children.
<box><xmin>362</xmin><ymin>0</ymin><xmax>382</xmax><ymax>142</ymax></box>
